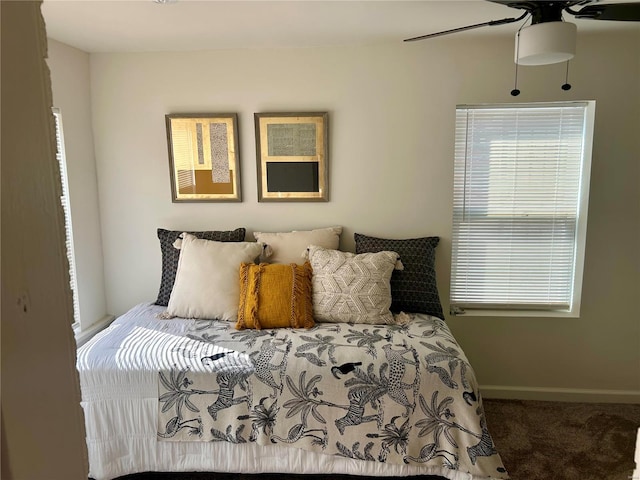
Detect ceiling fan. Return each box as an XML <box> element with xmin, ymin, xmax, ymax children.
<box><xmin>404</xmin><ymin>1</ymin><xmax>640</xmax><ymax>95</ymax></box>
<box><xmin>405</xmin><ymin>1</ymin><xmax>640</xmax><ymax>65</ymax></box>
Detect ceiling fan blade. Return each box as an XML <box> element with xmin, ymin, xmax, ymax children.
<box><xmin>404</xmin><ymin>13</ymin><xmax>527</xmax><ymax>42</ymax></box>
<box><xmin>570</xmin><ymin>2</ymin><xmax>640</xmax><ymax>21</ymax></box>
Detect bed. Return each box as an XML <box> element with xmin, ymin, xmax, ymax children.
<box><xmin>77</xmin><ymin>227</ymin><xmax>508</xmax><ymax>480</ymax></box>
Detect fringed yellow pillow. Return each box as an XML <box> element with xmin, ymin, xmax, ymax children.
<box><xmin>236</xmin><ymin>262</ymin><xmax>314</xmax><ymax>330</ymax></box>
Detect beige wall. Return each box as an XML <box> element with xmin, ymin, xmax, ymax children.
<box><xmin>83</xmin><ymin>30</ymin><xmax>639</xmax><ymax>401</ymax></box>
<box><xmin>47</xmin><ymin>39</ymin><xmax>109</xmax><ymax>331</ymax></box>
<box><xmin>1</xmin><ymin>1</ymin><xmax>88</xmax><ymax>478</ymax></box>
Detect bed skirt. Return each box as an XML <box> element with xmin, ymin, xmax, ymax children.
<box><xmin>113</xmin><ymin>473</ymin><xmax>448</xmax><ymax>480</ymax></box>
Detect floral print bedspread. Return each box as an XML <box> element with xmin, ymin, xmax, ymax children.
<box><xmin>157</xmin><ymin>315</ymin><xmax>508</xmax><ymax>479</ymax></box>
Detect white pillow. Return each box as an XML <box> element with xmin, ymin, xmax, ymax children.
<box><xmin>166</xmin><ymin>233</ymin><xmax>264</xmax><ymax>321</ymax></box>
<box><xmin>306</xmin><ymin>245</ymin><xmax>403</xmax><ymax>325</ymax></box>
<box><xmin>253</xmin><ymin>226</ymin><xmax>342</xmax><ymax>264</ymax></box>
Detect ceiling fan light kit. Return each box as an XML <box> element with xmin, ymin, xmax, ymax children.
<box><xmin>516</xmin><ymin>21</ymin><xmax>577</xmax><ymax>66</ymax></box>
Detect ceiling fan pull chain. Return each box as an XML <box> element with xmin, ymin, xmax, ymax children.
<box><xmin>511</xmin><ymin>30</ymin><xmax>522</xmax><ymax>96</ymax></box>
<box><xmin>511</xmin><ymin>63</ymin><xmax>521</xmax><ymax>96</ymax></box>
<box><xmin>562</xmin><ymin>61</ymin><xmax>572</xmax><ymax>91</ymax></box>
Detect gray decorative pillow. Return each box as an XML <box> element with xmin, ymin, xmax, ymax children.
<box><xmin>155</xmin><ymin>227</ymin><xmax>246</xmax><ymax>306</ymax></box>
<box><xmin>307</xmin><ymin>245</ymin><xmax>402</xmax><ymax>325</ymax></box>
<box><xmin>354</xmin><ymin>233</ymin><xmax>444</xmax><ymax>320</ymax></box>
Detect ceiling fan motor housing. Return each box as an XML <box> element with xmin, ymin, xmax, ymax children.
<box><xmin>515</xmin><ymin>21</ymin><xmax>577</xmax><ymax>65</ymax></box>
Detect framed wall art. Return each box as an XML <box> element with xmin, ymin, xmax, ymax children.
<box><xmin>165</xmin><ymin>113</ymin><xmax>241</xmax><ymax>202</ymax></box>
<box><xmin>254</xmin><ymin>112</ymin><xmax>328</xmax><ymax>202</ymax></box>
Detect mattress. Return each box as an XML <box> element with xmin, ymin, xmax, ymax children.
<box><xmin>77</xmin><ymin>303</ymin><xmax>507</xmax><ymax>480</ymax></box>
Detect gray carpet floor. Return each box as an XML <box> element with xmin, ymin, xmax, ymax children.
<box><xmin>483</xmin><ymin>399</ymin><xmax>640</xmax><ymax>480</ymax></box>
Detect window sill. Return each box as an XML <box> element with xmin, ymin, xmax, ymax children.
<box><xmin>74</xmin><ymin>314</ymin><xmax>115</xmax><ymax>347</ymax></box>
<box><xmin>450</xmin><ymin>308</ymin><xmax>580</xmax><ymax>318</ymax></box>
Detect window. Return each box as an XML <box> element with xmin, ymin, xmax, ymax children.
<box><xmin>450</xmin><ymin>102</ymin><xmax>594</xmax><ymax>317</ymax></box>
<box><xmin>53</xmin><ymin>108</ymin><xmax>81</xmax><ymax>327</ymax></box>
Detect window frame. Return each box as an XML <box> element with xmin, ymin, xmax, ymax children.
<box><xmin>450</xmin><ymin>101</ymin><xmax>595</xmax><ymax>318</ymax></box>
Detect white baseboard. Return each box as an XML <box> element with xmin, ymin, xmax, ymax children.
<box><xmin>480</xmin><ymin>384</ymin><xmax>640</xmax><ymax>404</ymax></box>
<box><xmin>633</xmin><ymin>428</ymin><xmax>640</xmax><ymax>480</ymax></box>
<box><xmin>74</xmin><ymin>314</ymin><xmax>115</xmax><ymax>347</ymax></box>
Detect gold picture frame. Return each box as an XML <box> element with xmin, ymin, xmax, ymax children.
<box><xmin>254</xmin><ymin>112</ymin><xmax>328</xmax><ymax>202</ymax></box>
<box><xmin>166</xmin><ymin>113</ymin><xmax>241</xmax><ymax>202</ymax></box>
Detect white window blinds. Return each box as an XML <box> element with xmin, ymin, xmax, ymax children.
<box><xmin>53</xmin><ymin>108</ymin><xmax>81</xmax><ymax>326</ymax></box>
<box><xmin>451</xmin><ymin>102</ymin><xmax>593</xmax><ymax>313</ymax></box>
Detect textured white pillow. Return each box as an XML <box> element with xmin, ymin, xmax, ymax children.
<box><xmin>167</xmin><ymin>233</ymin><xmax>264</xmax><ymax>321</ymax></box>
<box><xmin>253</xmin><ymin>226</ymin><xmax>342</xmax><ymax>264</ymax></box>
<box><xmin>307</xmin><ymin>245</ymin><xmax>403</xmax><ymax>325</ymax></box>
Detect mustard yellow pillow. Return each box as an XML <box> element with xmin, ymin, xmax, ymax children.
<box><xmin>236</xmin><ymin>262</ymin><xmax>314</xmax><ymax>330</ymax></box>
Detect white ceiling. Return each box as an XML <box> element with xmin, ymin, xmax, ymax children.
<box><xmin>42</xmin><ymin>0</ymin><xmax>639</xmax><ymax>53</ymax></box>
